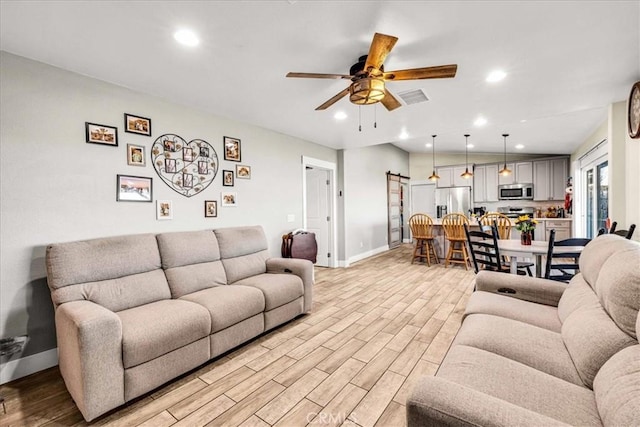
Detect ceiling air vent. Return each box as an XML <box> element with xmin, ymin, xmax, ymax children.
<box><xmin>397</xmin><ymin>89</ymin><xmax>429</xmax><ymax>105</ymax></box>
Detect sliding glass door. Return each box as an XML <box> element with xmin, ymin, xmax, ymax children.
<box><xmin>582</xmin><ymin>158</ymin><xmax>608</xmax><ymax>239</ymax></box>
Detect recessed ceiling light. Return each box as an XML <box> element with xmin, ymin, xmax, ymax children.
<box><xmin>486</xmin><ymin>70</ymin><xmax>507</xmax><ymax>83</ymax></box>
<box><xmin>515</xmin><ymin>144</ymin><xmax>525</xmax><ymax>150</ymax></box>
<box><xmin>399</xmin><ymin>130</ymin><xmax>409</xmax><ymax>140</ymax></box>
<box><xmin>467</xmin><ymin>144</ymin><xmax>474</xmax><ymax>149</ymax></box>
<box><xmin>520</xmin><ymin>119</ymin><xmax>527</xmax><ymax>123</ymax></box>
<box><xmin>425</xmin><ymin>143</ymin><xmax>432</xmax><ymax>148</ymax></box>
<box><xmin>334</xmin><ymin>111</ymin><xmax>347</xmax><ymax>120</ymax></box>
<box><xmin>174</xmin><ymin>29</ymin><xmax>199</xmax><ymax>47</ymax></box>
<box><xmin>474</xmin><ymin>117</ymin><xmax>487</xmax><ymax>127</ymax></box>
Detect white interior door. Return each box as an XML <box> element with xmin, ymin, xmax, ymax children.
<box><xmin>306</xmin><ymin>167</ymin><xmax>330</xmax><ymax>266</ymax></box>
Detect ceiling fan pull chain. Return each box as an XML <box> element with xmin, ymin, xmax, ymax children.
<box><xmin>359</xmin><ymin>106</ymin><xmax>362</xmax><ymax>132</ymax></box>
<box><xmin>374</xmin><ymin>104</ymin><xmax>377</xmax><ymax>129</ymax></box>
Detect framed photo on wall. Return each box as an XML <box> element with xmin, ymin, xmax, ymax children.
<box><xmin>156</xmin><ymin>200</ymin><xmax>173</xmax><ymax>220</ymax></box>
<box><xmin>236</xmin><ymin>165</ymin><xmax>251</xmax><ymax>179</ymax></box>
<box><xmin>223</xmin><ymin>136</ymin><xmax>241</xmax><ymax>161</ymax></box>
<box><xmin>124</xmin><ymin>113</ymin><xmax>151</xmax><ymax>136</ymax></box>
<box><xmin>222</xmin><ymin>170</ymin><xmax>234</xmax><ymax>186</ymax></box>
<box><xmin>116</xmin><ymin>175</ymin><xmax>152</xmax><ymax>202</ymax></box>
<box><xmin>221</xmin><ymin>192</ymin><xmax>237</xmax><ymax>207</ymax></box>
<box><xmin>204</xmin><ymin>200</ymin><xmax>217</xmax><ymax>217</ymax></box>
<box><xmin>127</xmin><ymin>144</ymin><xmax>146</xmax><ymax>166</ymax></box>
<box><xmin>86</xmin><ymin>122</ymin><xmax>118</xmax><ymax>146</ymax></box>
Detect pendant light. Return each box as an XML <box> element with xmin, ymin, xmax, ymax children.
<box><xmin>499</xmin><ymin>133</ymin><xmax>512</xmax><ymax>176</ymax></box>
<box><xmin>428</xmin><ymin>134</ymin><xmax>440</xmax><ymax>181</ymax></box>
<box><xmin>461</xmin><ymin>134</ymin><xmax>473</xmax><ymax>179</ymax></box>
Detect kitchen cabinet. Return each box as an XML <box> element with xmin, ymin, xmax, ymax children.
<box><xmin>473</xmin><ymin>164</ymin><xmax>498</xmax><ymax>202</ymax></box>
<box><xmin>545</xmin><ymin>219</ymin><xmax>571</xmax><ymax>241</ymax></box>
<box><xmin>497</xmin><ymin>161</ymin><xmax>533</xmax><ymax>185</ymax></box>
<box><xmin>436</xmin><ymin>165</ymin><xmax>474</xmax><ymax>188</ymax></box>
<box><xmin>533</xmin><ymin>158</ymin><xmax>568</xmax><ymax>201</ymax></box>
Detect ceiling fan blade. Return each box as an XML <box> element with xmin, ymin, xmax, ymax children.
<box><xmin>383</xmin><ymin>64</ymin><xmax>458</xmax><ymax>81</ymax></box>
<box><xmin>380</xmin><ymin>89</ymin><xmax>402</xmax><ymax>111</ymax></box>
<box><xmin>364</xmin><ymin>33</ymin><xmax>398</xmax><ymax>72</ymax></box>
<box><xmin>315</xmin><ymin>87</ymin><xmax>350</xmax><ymax>110</ymax></box>
<box><xmin>287</xmin><ymin>72</ymin><xmax>353</xmax><ymax>80</ymax></box>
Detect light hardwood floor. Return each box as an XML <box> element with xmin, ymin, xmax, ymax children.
<box><xmin>0</xmin><ymin>244</ymin><xmax>476</xmax><ymax>427</ymax></box>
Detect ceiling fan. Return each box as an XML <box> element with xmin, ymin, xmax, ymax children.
<box><xmin>286</xmin><ymin>32</ymin><xmax>457</xmax><ymax>111</ymax></box>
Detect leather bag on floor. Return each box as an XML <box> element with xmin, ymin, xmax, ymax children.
<box><xmin>281</xmin><ymin>230</ymin><xmax>317</xmax><ymax>263</ymax></box>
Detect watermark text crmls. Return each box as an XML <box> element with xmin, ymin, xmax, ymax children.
<box><xmin>306</xmin><ymin>411</ymin><xmax>358</xmax><ymax>424</ymax></box>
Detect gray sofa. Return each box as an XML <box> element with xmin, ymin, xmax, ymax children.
<box><xmin>45</xmin><ymin>225</ymin><xmax>313</xmax><ymax>421</ymax></box>
<box><xmin>407</xmin><ymin>234</ymin><xmax>640</xmax><ymax>426</ymax></box>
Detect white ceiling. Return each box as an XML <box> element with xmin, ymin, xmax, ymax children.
<box><xmin>1</xmin><ymin>1</ymin><xmax>639</xmax><ymax>155</ymax></box>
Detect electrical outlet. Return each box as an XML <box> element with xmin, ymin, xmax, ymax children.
<box><xmin>287</xmin><ymin>214</ymin><xmax>295</xmax><ymax>223</ymax></box>
<box><xmin>360</xmin><ymin>241</ymin><xmax>363</xmax><ymax>248</ymax></box>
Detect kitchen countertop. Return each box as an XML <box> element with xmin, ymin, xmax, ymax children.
<box><xmin>429</xmin><ymin>217</ymin><xmax>572</xmax><ymax>226</ymax></box>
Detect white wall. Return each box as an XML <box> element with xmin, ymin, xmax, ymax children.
<box><xmin>0</xmin><ymin>52</ymin><xmax>337</xmax><ymax>371</ymax></box>
<box><xmin>341</xmin><ymin>144</ymin><xmax>409</xmax><ymax>265</ymax></box>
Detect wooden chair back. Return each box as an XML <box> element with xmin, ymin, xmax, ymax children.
<box><xmin>479</xmin><ymin>212</ymin><xmax>512</xmax><ymax>240</ymax></box>
<box><xmin>544</xmin><ymin>231</ymin><xmax>591</xmax><ymax>282</ymax></box>
<box><xmin>613</xmin><ymin>224</ymin><xmax>636</xmax><ymax>240</ymax></box>
<box><xmin>465</xmin><ymin>223</ymin><xmax>505</xmax><ymax>274</ymax></box>
<box><xmin>442</xmin><ymin>213</ymin><xmax>469</xmax><ymax>241</ymax></box>
<box><xmin>409</xmin><ymin>213</ymin><xmax>434</xmax><ymax>239</ymax></box>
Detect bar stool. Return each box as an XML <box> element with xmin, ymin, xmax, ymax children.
<box><xmin>442</xmin><ymin>213</ymin><xmax>470</xmax><ymax>269</ymax></box>
<box><xmin>409</xmin><ymin>213</ymin><xmax>439</xmax><ymax>266</ymax></box>
<box><xmin>479</xmin><ymin>212</ymin><xmax>512</xmax><ymax>239</ymax></box>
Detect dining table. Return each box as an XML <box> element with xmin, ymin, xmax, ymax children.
<box><xmin>497</xmin><ymin>239</ymin><xmax>586</xmax><ymax>278</ymax></box>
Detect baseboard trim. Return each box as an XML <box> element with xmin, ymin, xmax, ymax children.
<box><xmin>348</xmin><ymin>245</ymin><xmax>390</xmax><ymax>266</ymax></box>
<box><xmin>0</xmin><ymin>348</ymin><xmax>58</xmax><ymax>384</ymax></box>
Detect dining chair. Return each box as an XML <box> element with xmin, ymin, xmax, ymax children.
<box><xmin>409</xmin><ymin>213</ymin><xmax>439</xmax><ymax>266</ymax></box>
<box><xmin>544</xmin><ymin>230</ymin><xmax>591</xmax><ymax>282</ymax></box>
<box><xmin>479</xmin><ymin>212</ymin><xmax>512</xmax><ymax>240</ymax></box>
<box><xmin>613</xmin><ymin>224</ymin><xmax>636</xmax><ymax>240</ymax></box>
<box><xmin>464</xmin><ymin>223</ymin><xmax>505</xmax><ymax>274</ymax></box>
<box><xmin>442</xmin><ymin>213</ymin><xmax>470</xmax><ymax>269</ymax></box>
<box><xmin>491</xmin><ymin>219</ymin><xmax>534</xmax><ymax>276</ymax></box>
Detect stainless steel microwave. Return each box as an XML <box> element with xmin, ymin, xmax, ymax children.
<box><xmin>498</xmin><ymin>183</ymin><xmax>534</xmax><ymax>200</ymax></box>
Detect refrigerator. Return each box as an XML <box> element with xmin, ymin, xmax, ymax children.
<box><xmin>435</xmin><ymin>187</ymin><xmax>472</xmax><ymax>218</ymax></box>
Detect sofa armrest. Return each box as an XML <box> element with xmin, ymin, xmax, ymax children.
<box><xmin>407</xmin><ymin>376</ymin><xmax>570</xmax><ymax>427</ymax></box>
<box><xmin>474</xmin><ymin>270</ymin><xmax>567</xmax><ymax>307</ymax></box>
<box><xmin>266</xmin><ymin>257</ymin><xmax>314</xmax><ymax>313</ymax></box>
<box><xmin>55</xmin><ymin>300</ymin><xmax>124</xmax><ymax>422</ymax></box>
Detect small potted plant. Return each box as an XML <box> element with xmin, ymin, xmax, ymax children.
<box><xmin>515</xmin><ymin>215</ymin><xmax>537</xmax><ymax>245</ymax></box>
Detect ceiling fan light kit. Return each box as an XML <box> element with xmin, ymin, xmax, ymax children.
<box><xmin>349</xmin><ymin>78</ymin><xmax>385</xmax><ymax>105</ymax></box>
<box><xmin>286</xmin><ymin>32</ymin><xmax>457</xmax><ymax>112</ymax></box>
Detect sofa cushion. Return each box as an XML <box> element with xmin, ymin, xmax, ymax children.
<box><xmin>561</xmin><ymin>303</ymin><xmax>637</xmax><ymax>389</ymax></box>
<box><xmin>157</xmin><ymin>230</ymin><xmax>227</xmax><ymax>298</ymax></box>
<box><xmin>593</xmin><ymin>244</ymin><xmax>640</xmax><ymax>339</ymax></box>
<box><xmin>180</xmin><ymin>285</ymin><xmax>265</xmax><ymax>333</ymax></box>
<box><xmin>453</xmin><ymin>314</ymin><xmax>583</xmax><ymax>385</ymax></box>
<box><xmin>214</xmin><ymin>226</ymin><xmax>269</xmax><ymax>283</ymax></box>
<box><xmin>233</xmin><ymin>273</ymin><xmax>303</xmax><ymax>311</ymax></box>
<box><xmin>578</xmin><ymin>234</ymin><xmax>621</xmax><ymax>288</ymax></box>
<box><xmin>464</xmin><ymin>291</ymin><xmax>562</xmax><ymax>332</ymax></box>
<box><xmin>46</xmin><ymin>234</ymin><xmax>170</xmax><ymax>311</ymax></box>
<box><xmin>593</xmin><ymin>344</ymin><xmax>640</xmax><ymax>427</ymax></box>
<box><xmin>437</xmin><ymin>345</ymin><xmax>602</xmax><ymax>426</ymax></box>
<box><xmin>558</xmin><ymin>276</ymin><xmax>600</xmax><ymax>323</ymax></box>
<box><xmin>117</xmin><ymin>299</ymin><xmax>210</xmax><ymax>369</ymax></box>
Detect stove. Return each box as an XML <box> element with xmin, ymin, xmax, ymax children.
<box><xmin>497</xmin><ymin>206</ymin><xmax>535</xmax><ymax>219</ymax></box>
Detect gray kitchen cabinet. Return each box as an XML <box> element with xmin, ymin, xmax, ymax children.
<box><xmin>534</xmin><ymin>158</ymin><xmax>569</xmax><ymax>201</ymax></box>
<box><xmin>473</xmin><ymin>164</ymin><xmax>498</xmax><ymax>202</ymax></box>
<box><xmin>437</xmin><ymin>165</ymin><xmax>474</xmax><ymax>188</ymax></box>
<box><xmin>498</xmin><ymin>161</ymin><xmax>532</xmax><ymax>185</ymax></box>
